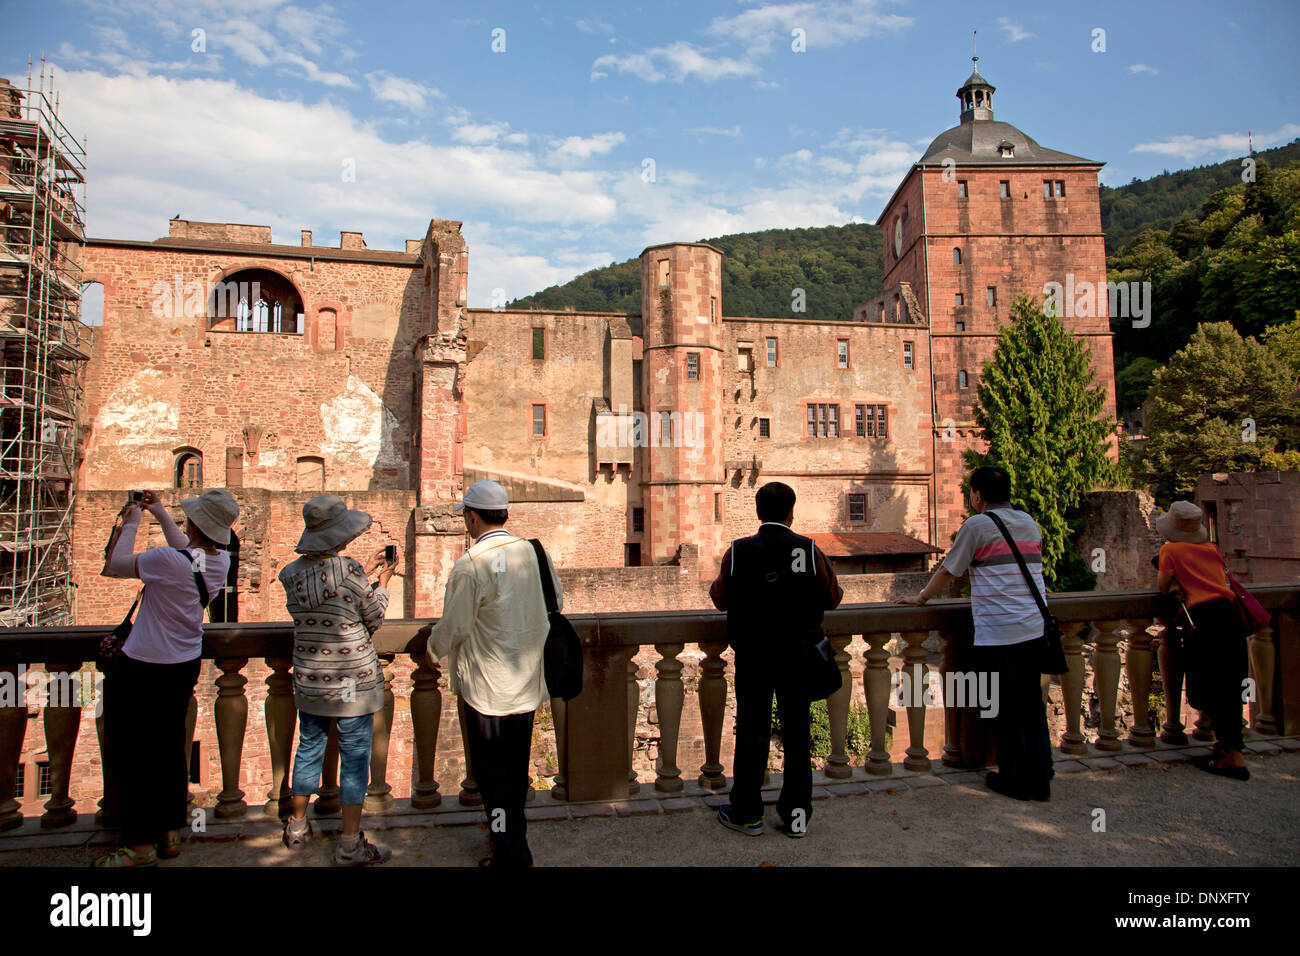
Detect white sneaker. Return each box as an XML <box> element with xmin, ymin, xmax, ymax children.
<box><xmin>332</xmin><ymin>830</ymin><xmax>391</xmax><ymax>866</ymax></box>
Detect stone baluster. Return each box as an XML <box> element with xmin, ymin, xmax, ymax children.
<box><xmin>364</xmin><ymin>654</ymin><xmax>396</xmax><ymax>813</ymax></box>
<box><xmin>214</xmin><ymin>657</ymin><xmax>249</xmax><ymax>819</ymax></box>
<box><xmin>263</xmin><ymin>658</ymin><xmax>295</xmax><ymax>818</ymax></box>
<box><xmin>0</xmin><ymin>665</ymin><xmax>26</xmax><ymax>831</ymax></box>
<box><xmin>863</xmin><ymin>632</ymin><xmax>893</xmax><ymax>775</ymax></box>
<box><xmin>1248</xmin><ymin>624</ymin><xmax>1278</xmax><ymax>735</ymax></box>
<box><xmin>1124</xmin><ymin>619</ymin><xmax>1156</xmax><ymax>748</ymax></box>
<box><xmin>457</xmin><ymin>696</ymin><xmax>481</xmax><ymax>806</ymax></box>
<box><xmin>938</xmin><ymin>634</ymin><xmax>962</xmax><ymax>767</ymax></box>
<box><xmin>824</xmin><ymin>635</ymin><xmax>854</xmax><ymax>780</ymax></box>
<box><xmin>653</xmin><ymin>643</ymin><xmax>685</xmax><ymax>792</ymax></box>
<box><xmin>1192</xmin><ymin>711</ymin><xmax>1214</xmax><ymax>742</ymax></box>
<box><xmin>1092</xmin><ymin>621</ymin><xmax>1123</xmax><ymax>752</ymax></box>
<box><xmin>696</xmin><ymin>642</ymin><xmax>728</xmax><ymax>790</ymax></box>
<box><xmin>184</xmin><ymin>691</ymin><xmax>197</xmax><ymax>813</ymax></box>
<box><xmin>1059</xmin><ymin>622</ymin><xmax>1088</xmax><ymax>755</ymax></box>
<box><xmin>627</xmin><ymin>657</ymin><xmax>641</xmax><ymax>795</ymax></box>
<box><xmin>315</xmin><ymin>721</ymin><xmax>341</xmax><ymax>815</ymax></box>
<box><xmin>94</xmin><ymin>703</ymin><xmax>110</xmax><ymax>828</ymax></box>
<box><xmin>40</xmin><ymin>662</ymin><xmax>82</xmax><ymax>828</ymax></box>
<box><xmin>409</xmin><ymin>653</ymin><xmax>443</xmax><ymax>809</ymax></box>
<box><xmin>900</xmin><ymin>632</ymin><xmax>931</xmax><ymax>772</ymax></box>
<box><xmin>550</xmin><ymin>697</ymin><xmax>568</xmax><ymax>800</ymax></box>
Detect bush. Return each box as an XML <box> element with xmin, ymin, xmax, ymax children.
<box><xmin>772</xmin><ymin>698</ymin><xmax>877</xmax><ymax>761</ymax></box>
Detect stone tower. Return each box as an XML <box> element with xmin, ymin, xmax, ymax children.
<box><xmin>638</xmin><ymin>242</ymin><xmax>726</xmax><ymax>574</ymax></box>
<box><xmin>877</xmin><ymin>58</ymin><xmax>1117</xmax><ymax>543</ymax></box>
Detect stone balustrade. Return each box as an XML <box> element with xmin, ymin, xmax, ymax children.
<box><xmin>1</xmin><ymin>584</ymin><xmax>1296</xmax><ymax>829</ymax></box>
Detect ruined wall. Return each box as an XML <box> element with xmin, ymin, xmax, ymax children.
<box><xmin>1196</xmin><ymin>472</ymin><xmax>1300</xmax><ymax>583</ymax></box>
<box><xmin>80</xmin><ymin>242</ymin><xmax>423</xmax><ymax>493</ymax></box>
<box><xmin>720</xmin><ymin>317</ymin><xmax>933</xmax><ymax>557</ymax></box>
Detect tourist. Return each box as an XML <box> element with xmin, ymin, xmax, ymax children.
<box><xmin>709</xmin><ymin>481</ymin><xmax>843</xmax><ymax>838</ymax></box>
<box><xmin>427</xmin><ymin>480</ymin><xmax>560</xmax><ymax>866</ymax></box>
<box><xmin>279</xmin><ymin>495</ymin><xmax>396</xmax><ymax>864</ymax></box>
<box><xmin>97</xmin><ymin>489</ymin><xmax>238</xmax><ymax>866</ymax></box>
<box><xmin>1154</xmin><ymin>501</ymin><xmax>1250</xmax><ymax>781</ymax></box>
<box><xmin>903</xmin><ymin>466</ymin><xmax>1054</xmax><ymax>801</ymax></box>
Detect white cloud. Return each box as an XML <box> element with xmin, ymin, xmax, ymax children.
<box><xmin>995</xmin><ymin>17</ymin><xmax>1034</xmax><ymax>43</ymax></box>
<box><xmin>1128</xmin><ymin>63</ymin><xmax>1159</xmax><ymax>75</ymax></box>
<box><xmin>1132</xmin><ymin>123</ymin><xmax>1300</xmax><ymax>161</ymax></box>
<box><xmin>366</xmin><ymin>71</ymin><xmax>443</xmax><ymax>111</ymax></box>
<box><xmin>688</xmin><ymin>125</ymin><xmax>743</xmax><ymax>137</ymax></box>
<box><xmin>551</xmin><ymin>132</ymin><xmax>627</xmax><ymax>160</ymax></box>
<box><xmin>706</xmin><ymin>0</ymin><xmax>912</xmax><ymax>54</ymax></box>
<box><xmin>592</xmin><ymin>41</ymin><xmax>761</xmax><ymax>83</ymax></box>
<box><xmin>575</xmin><ymin>17</ymin><xmax>614</xmax><ymax>35</ymax></box>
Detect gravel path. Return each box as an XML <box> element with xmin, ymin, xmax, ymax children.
<box><xmin>3</xmin><ymin>751</ymin><xmax>1296</xmax><ymax>867</ymax></box>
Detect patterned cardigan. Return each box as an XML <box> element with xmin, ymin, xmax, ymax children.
<box><xmin>278</xmin><ymin>554</ymin><xmax>389</xmax><ymax>717</ymax></box>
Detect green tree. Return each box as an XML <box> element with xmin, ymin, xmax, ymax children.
<box><xmin>964</xmin><ymin>295</ymin><xmax>1117</xmax><ymax>590</ymax></box>
<box><xmin>1139</xmin><ymin>322</ymin><xmax>1300</xmax><ymax>502</ymax></box>
<box><xmin>1260</xmin><ymin>313</ymin><xmax>1300</xmax><ymax>382</ymax></box>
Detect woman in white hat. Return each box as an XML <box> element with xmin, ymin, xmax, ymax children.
<box><xmin>1155</xmin><ymin>500</ymin><xmax>1250</xmax><ymax>781</ymax></box>
<box><xmin>278</xmin><ymin>495</ymin><xmax>397</xmax><ymax>865</ymax></box>
<box><xmin>97</xmin><ymin>488</ymin><xmax>239</xmax><ymax>866</ymax></box>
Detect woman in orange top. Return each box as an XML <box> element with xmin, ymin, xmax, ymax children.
<box><xmin>1155</xmin><ymin>501</ymin><xmax>1249</xmax><ymax>781</ymax></box>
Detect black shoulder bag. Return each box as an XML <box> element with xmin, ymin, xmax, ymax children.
<box><xmin>97</xmin><ymin>548</ymin><xmax>213</xmax><ymax>672</ymax></box>
<box><xmin>529</xmin><ymin>539</ymin><xmax>583</xmax><ymax>702</ymax></box>
<box><xmin>984</xmin><ymin>512</ymin><xmax>1068</xmax><ymax>676</ymax></box>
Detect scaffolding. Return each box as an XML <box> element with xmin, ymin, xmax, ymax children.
<box><xmin>0</xmin><ymin>67</ymin><xmax>87</xmax><ymax>626</ymax></box>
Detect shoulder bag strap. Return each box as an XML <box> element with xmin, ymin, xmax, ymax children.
<box><xmin>529</xmin><ymin>539</ymin><xmax>558</xmax><ymax>614</ymax></box>
<box><xmin>985</xmin><ymin>511</ymin><xmax>1052</xmax><ymax>623</ymax></box>
<box><xmin>177</xmin><ymin>548</ymin><xmax>211</xmax><ymax>607</ymax></box>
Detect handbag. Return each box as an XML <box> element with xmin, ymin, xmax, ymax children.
<box><xmin>529</xmin><ymin>539</ymin><xmax>583</xmax><ymax>702</ymax></box>
<box><xmin>985</xmin><ymin>511</ymin><xmax>1068</xmax><ymax>676</ymax></box>
<box><xmin>1219</xmin><ymin>554</ymin><xmax>1269</xmax><ymax>635</ymax></box>
<box><xmin>97</xmin><ymin>588</ymin><xmax>143</xmax><ymax>672</ymax></box>
<box><xmin>798</xmin><ymin>628</ymin><xmax>843</xmax><ymax>702</ymax></box>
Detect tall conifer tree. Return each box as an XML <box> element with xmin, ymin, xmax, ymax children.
<box><xmin>964</xmin><ymin>295</ymin><xmax>1117</xmax><ymax>589</ymax></box>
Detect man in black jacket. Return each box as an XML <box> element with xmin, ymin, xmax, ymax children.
<box><xmin>709</xmin><ymin>482</ymin><xmax>842</xmax><ymax>837</ymax></box>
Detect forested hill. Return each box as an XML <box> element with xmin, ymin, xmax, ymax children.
<box><xmin>507</xmin><ymin>139</ymin><xmax>1300</xmax><ymax>322</ymax></box>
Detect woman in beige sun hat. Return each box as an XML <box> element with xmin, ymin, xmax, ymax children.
<box><xmin>1154</xmin><ymin>500</ymin><xmax>1250</xmax><ymax>781</ymax></box>
<box><xmin>97</xmin><ymin>488</ymin><xmax>239</xmax><ymax>867</ymax></box>
<box><xmin>278</xmin><ymin>495</ymin><xmax>399</xmax><ymax>865</ymax></box>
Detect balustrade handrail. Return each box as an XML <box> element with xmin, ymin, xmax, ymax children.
<box><xmin>1</xmin><ymin>584</ymin><xmax>1297</xmax><ymax>662</ymax></box>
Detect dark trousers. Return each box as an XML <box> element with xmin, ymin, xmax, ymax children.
<box><xmin>103</xmin><ymin>654</ymin><xmax>201</xmax><ymax>847</ymax></box>
<box><xmin>1185</xmin><ymin>598</ymin><xmax>1248</xmax><ymax>753</ymax></box>
<box><xmin>730</xmin><ymin>652</ymin><xmax>812</xmax><ymax>826</ymax></box>
<box><xmin>462</xmin><ymin>702</ymin><xmax>535</xmax><ymax>866</ymax></box>
<box><xmin>972</xmin><ymin>638</ymin><xmax>1053</xmax><ymax>787</ymax></box>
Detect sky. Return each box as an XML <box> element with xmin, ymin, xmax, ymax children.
<box><xmin>3</xmin><ymin>0</ymin><xmax>1298</xmax><ymax>307</ymax></box>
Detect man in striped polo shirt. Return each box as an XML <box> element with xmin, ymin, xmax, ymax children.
<box><xmin>904</xmin><ymin>466</ymin><xmax>1053</xmax><ymax>801</ymax></box>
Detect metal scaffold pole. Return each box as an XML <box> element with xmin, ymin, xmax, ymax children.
<box><xmin>0</xmin><ymin>75</ymin><xmax>88</xmax><ymax>626</ymax></box>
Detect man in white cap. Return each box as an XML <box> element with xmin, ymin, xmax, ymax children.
<box><xmin>427</xmin><ymin>479</ymin><xmax>562</xmax><ymax>867</ymax></box>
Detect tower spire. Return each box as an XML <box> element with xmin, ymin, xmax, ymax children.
<box><xmin>957</xmin><ymin>41</ymin><xmax>995</xmax><ymax>123</ymax></box>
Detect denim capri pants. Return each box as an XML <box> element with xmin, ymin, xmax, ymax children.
<box><xmin>291</xmin><ymin>711</ymin><xmax>375</xmax><ymax>807</ymax></box>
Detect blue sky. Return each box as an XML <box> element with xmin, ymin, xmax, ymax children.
<box><xmin>3</xmin><ymin>0</ymin><xmax>1297</xmax><ymax>306</ymax></box>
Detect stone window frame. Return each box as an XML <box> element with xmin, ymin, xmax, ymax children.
<box><xmin>957</xmin><ymin>180</ymin><xmax>968</xmax><ymax>199</ymax></box>
<box><xmin>631</xmin><ymin>507</ymin><xmax>644</xmax><ymax>534</ymax></box>
<box><xmin>531</xmin><ymin>326</ymin><xmax>546</xmax><ymax>361</ymax></box>
<box><xmin>806</xmin><ymin>403</ymin><xmax>840</xmax><ymax>439</ymax></box>
<box><xmin>295</xmin><ymin>455</ymin><xmax>325</xmax><ymax>493</ymax></box>
<box><xmin>765</xmin><ymin>337</ymin><xmax>779</xmax><ymax>367</ymax></box>
<box><xmin>953</xmin><ymin>247</ymin><xmax>962</xmax><ymax>265</ymax></box>
<box><xmin>847</xmin><ymin>493</ymin><xmax>867</xmax><ymax>524</ymax></box>
<box><xmin>837</xmin><ymin>339</ymin><xmax>850</xmax><ymax>369</ymax></box>
<box><xmin>37</xmin><ymin>761</ymin><xmax>52</xmax><ymax>797</ymax></box>
<box><xmin>903</xmin><ymin>341</ymin><xmax>914</xmax><ymax>370</ymax></box>
<box><xmin>758</xmin><ymin>417</ymin><xmax>771</xmax><ymax>439</ymax></box>
<box><xmin>531</xmin><ymin>403</ymin><xmax>548</xmax><ymax>438</ymax></box>
<box><xmin>174</xmin><ymin>447</ymin><xmax>202</xmax><ymax>490</ymax></box>
<box><xmin>1000</xmin><ymin>180</ymin><xmax>1011</xmax><ymax>199</ymax></box>
<box><xmin>686</xmin><ymin>351</ymin><xmax>701</xmax><ymax>380</ymax></box>
<box><xmin>959</xmin><ymin>370</ymin><xmax>970</xmax><ymax>389</ymax></box>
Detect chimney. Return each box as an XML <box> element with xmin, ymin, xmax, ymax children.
<box><xmin>301</xmin><ymin>230</ymin><xmax>312</xmax><ymax>247</ymax></box>
<box><xmin>169</xmin><ymin>219</ymin><xmax>189</xmax><ymax>238</ymax></box>
<box><xmin>340</xmin><ymin>231</ymin><xmax>366</xmax><ymax>250</ymax></box>
<box><xmin>405</xmin><ymin>239</ymin><xmax>422</xmax><ymax>254</ymax></box>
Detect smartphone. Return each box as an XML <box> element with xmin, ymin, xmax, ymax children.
<box><xmin>385</xmin><ymin>544</ymin><xmax>396</xmax><ymax>563</ymax></box>
<box><xmin>130</xmin><ymin>490</ymin><xmax>144</xmax><ymax>503</ymax></box>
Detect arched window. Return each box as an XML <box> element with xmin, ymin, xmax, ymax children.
<box><xmin>958</xmin><ymin>370</ymin><xmax>969</xmax><ymax>389</ymax></box>
<box><xmin>296</xmin><ymin>456</ymin><xmax>325</xmax><ymax>492</ymax></box>
<box><xmin>953</xmin><ymin>247</ymin><xmax>962</xmax><ymax>265</ymax></box>
<box><xmin>174</xmin><ymin>449</ymin><xmax>202</xmax><ymax>489</ymax></box>
<box><xmin>209</xmin><ymin>268</ymin><xmax>304</xmax><ymax>334</ymax></box>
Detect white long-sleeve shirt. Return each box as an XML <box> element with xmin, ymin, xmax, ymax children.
<box><xmin>428</xmin><ymin>529</ymin><xmax>563</xmax><ymax>717</ymax></box>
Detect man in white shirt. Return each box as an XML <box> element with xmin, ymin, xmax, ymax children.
<box><xmin>903</xmin><ymin>466</ymin><xmax>1054</xmax><ymax>801</ymax></box>
<box><xmin>427</xmin><ymin>480</ymin><xmax>561</xmax><ymax>866</ymax></box>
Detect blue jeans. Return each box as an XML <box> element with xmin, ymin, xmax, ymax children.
<box><xmin>291</xmin><ymin>711</ymin><xmax>374</xmax><ymax>807</ymax></box>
